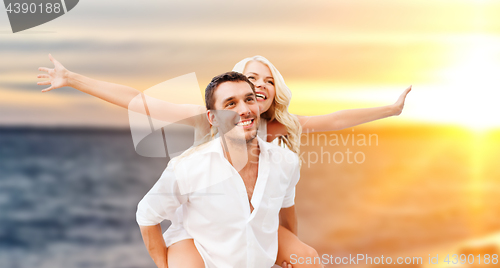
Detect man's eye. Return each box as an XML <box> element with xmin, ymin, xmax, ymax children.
<box><xmin>246</xmin><ymin>97</ymin><xmax>255</xmax><ymax>102</ymax></box>
<box><xmin>225</xmin><ymin>102</ymin><xmax>235</xmax><ymax>107</ymax></box>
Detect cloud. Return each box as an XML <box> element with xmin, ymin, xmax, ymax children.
<box><xmin>2</xmin><ymin>0</ymin><xmax>500</xmax><ymax>127</ymax></box>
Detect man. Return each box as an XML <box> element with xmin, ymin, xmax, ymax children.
<box><xmin>136</xmin><ymin>72</ymin><xmax>301</xmax><ymax>267</ymax></box>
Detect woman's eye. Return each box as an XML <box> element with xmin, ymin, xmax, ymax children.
<box><xmin>248</xmin><ymin>76</ymin><xmax>255</xmax><ymax>80</ymax></box>
<box><xmin>267</xmin><ymin>81</ymin><xmax>274</xmax><ymax>85</ymax></box>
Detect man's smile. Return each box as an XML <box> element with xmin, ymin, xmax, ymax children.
<box><xmin>236</xmin><ymin>118</ymin><xmax>255</xmax><ymax>129</ymax></box>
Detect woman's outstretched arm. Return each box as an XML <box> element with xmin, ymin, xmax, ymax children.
<box><xmin>296</xmin><ymin>86</ymin><xmax>412</xmax><ymax>132</ymax></box>
<box><xmin>37</xmin><ymin>54</ymin><xmax>206</xmax><ymax>127</ymax></box>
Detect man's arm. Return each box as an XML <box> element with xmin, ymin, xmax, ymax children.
<box><xmin>279</xmin><ymin>205</ymin><xmax>298</xmax><ymax>235</ymax></box>
<box><xmin>281</xmin><ymin>154</ymin><xmax>301</xmax><ymax>236</ymax></box>
<box><xmin>139</xmin><ymin>224</ymin><xmax>169</xmax><ymax>268</ymax></box>
<box><xmin>136</xmin><ymin>166</ymin><xmax>186</xmax><ymax>268</ymax></box>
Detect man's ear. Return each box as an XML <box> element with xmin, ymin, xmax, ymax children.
<box><xmin>207</xmin><ymin>110</ymin><xmax>218</xmax><ymax>127</ymax></box>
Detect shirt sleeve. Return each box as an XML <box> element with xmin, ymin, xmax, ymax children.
<box><xmin>136</xmin><ymin>165</ymin><xmax>188</xmax><ymax>226</ymax></box>
<box><xmin>282</xmin><ymin>155</ymin><xmax>300</xmax><ymax>208</ymax></box>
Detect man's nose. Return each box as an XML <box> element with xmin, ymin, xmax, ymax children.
<box><xmin>237</xmin><ymin>101</ymin><xmax>251</xmax><ymax>116</ymax></box>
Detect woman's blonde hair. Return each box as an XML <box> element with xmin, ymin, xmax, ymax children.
<box><xmin>232</xmin><ymin>56</ymin><xmax>302</xmax><ymax>155</ymax></box>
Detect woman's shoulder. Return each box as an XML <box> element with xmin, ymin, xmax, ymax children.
<box><xmin>266</xmin><ymin>119</ymin><xmax>287</xmax><ymax>142</ymax></box>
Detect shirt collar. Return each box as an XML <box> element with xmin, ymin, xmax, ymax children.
<box><xmin>201</xmin><ymin>134</ymin><xmax>271</xmax><ymax>159</ymax></box>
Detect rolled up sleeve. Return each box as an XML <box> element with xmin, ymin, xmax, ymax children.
<box><xmin>282</xmin><ymin>156</ymin><xmax>300</xmax><ymax>208</ymax></box>
<box><xmin>136</xmin><ymin>166</ymin><xmax>187</xmax><ymax>226</ymax></box>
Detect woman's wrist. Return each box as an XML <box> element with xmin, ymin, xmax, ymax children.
<box><xmin>388</xmin><ymin>103</ymin><xmax>401</xmax><ymax>116</ymax></box>
<box><xmin>65</xmin><ymin>70</ymin><xmax>75</xmax><ymax>88</ymax></box>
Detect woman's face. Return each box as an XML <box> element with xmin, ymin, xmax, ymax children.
<box><xmin>243</xmin><ymin>60</ymin><xmax>276</xmax><ymax>114</ymax></box>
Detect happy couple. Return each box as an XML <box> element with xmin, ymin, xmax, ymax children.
<box><xmin>135</xmin><ymin>72</ymin><xmax>321</xmax><ymax>268</ymax></box>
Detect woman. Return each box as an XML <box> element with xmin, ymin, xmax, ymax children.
<box><xmin>38</xmin><ymin>55</ymin><xmax>411</xmax><ymax>267</ymax></box>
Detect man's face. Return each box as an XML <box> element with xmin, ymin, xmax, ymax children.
<box><xmin>209</xmin><ymin>81</ymin><xmax>260</xmax><ymax>144</ymax></box>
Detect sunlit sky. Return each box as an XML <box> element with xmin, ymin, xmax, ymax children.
<box><xmin>1</xmin><ymin>0</ymin><xmax>500</xmax><ymax>129</ymax></box>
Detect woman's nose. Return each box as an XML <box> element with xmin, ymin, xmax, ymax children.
<box><xmin>254</xmin><ymin>79</ymin><xmax>265</xmax><ymax>88</ymax></box>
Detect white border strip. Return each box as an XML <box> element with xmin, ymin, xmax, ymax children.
<box><xmin>60</xmin><ymin>0</ymin><xmax>68</xmax><ymax>13</ymax></box>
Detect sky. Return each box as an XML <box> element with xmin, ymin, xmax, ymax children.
<box><xmin>1</xmin><ymin>0</ymin><xmax>500</xmax><ymax>129</ymax></box>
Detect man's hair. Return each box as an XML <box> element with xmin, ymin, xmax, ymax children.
<box><xmin>205</xmin><ymin>71</ymin><xmax>255</xmax><ymax>110</ymax></box>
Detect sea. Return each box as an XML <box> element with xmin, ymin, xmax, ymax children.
<box><xmin>0</xmin><ymin>127</ymin><xmax>169</xmax><ymax>268</ymax></box>
<box><xmin>2</xmin><ymin>126</ymin><xmax>500</xmax><ymax>268</ymax></box>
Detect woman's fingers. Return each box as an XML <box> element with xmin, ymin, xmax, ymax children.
<box><xmin>405</xmin><ymin>85</ymin><xmax>412</xmax><ymax>94</ymax></box>
<box><xmin>38</xmin><ymin>67</ymin><xmax>51</xmax><ymax>72</ymax></box>
<box><xmin>41</xmin><ymin>86</ymin><xmax>54</xmax><ymax>92</ymax></box>
<box><xmin>391</xmin><ymin>85</ymin><xmax>412</xmax><ymax>116</ymax></box>
<box><xmin>282</xmin><ymin>261</ymin><xmax>292</xmax><ymax>268</ymax></box>
<box><xmin>398</xmin><ymin>86</ymin><xmax>412</xmax><ymax>103</ymax></box>
<box><xmin>401</xmin><ymin>86</ymin><xmax>411</xmax><ymax>96</ymax></box>
<box><xmin>37</xmin><ymin>81</ymin><xmax>51</xmax><ymax>86</ymax></box>
<box><xmin>403</xmin><ymin>85</ymin><xmax>412</xmax><ymax>96</ymax></box>
<box><xmin>48</xmin><ymin>53</ymin><xmax>61</xmax><ymax>66</ymax></box>
<box><xmin>38</xmin><ymin>54</ymin><xmax>64</xmax><ymax>92</ymax></box>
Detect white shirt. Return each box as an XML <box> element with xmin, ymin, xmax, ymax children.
<box><xmin>136</xmin><ymin>135</ymin><xmax>300</xmax><ymax>268</ymax></box>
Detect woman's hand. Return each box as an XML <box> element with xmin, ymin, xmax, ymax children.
<box><xmin>391</xmin><ymin>85</ymin><xmax>412</xmax><ymax>116</ymax></box>
<box><xmin>37</xmin><ymin>54</ymin><xmax>70</xmax><ymax>92</ymax></box>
